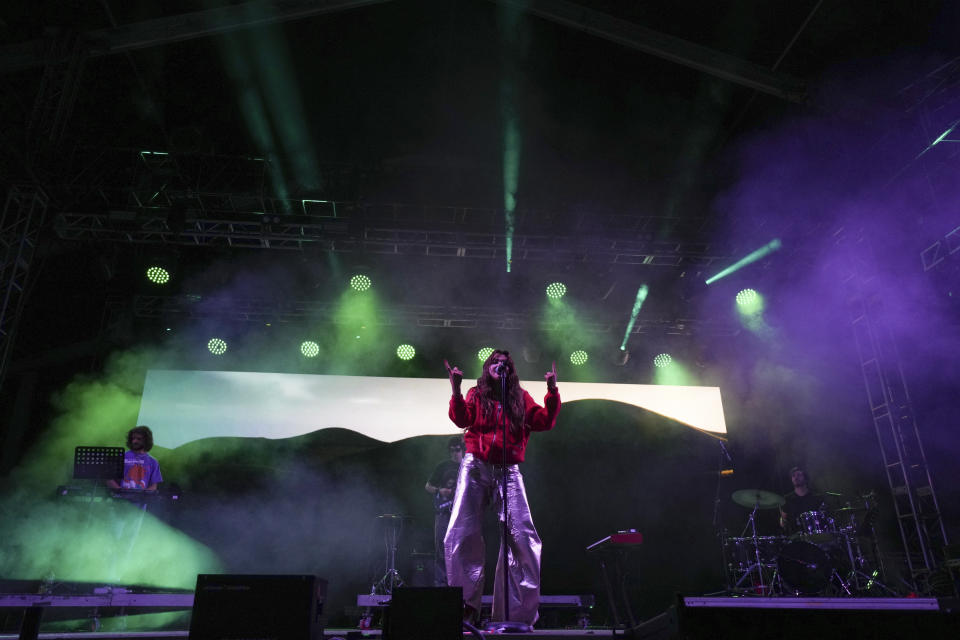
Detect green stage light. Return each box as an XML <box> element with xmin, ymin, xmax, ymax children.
<box><xmin>705</xmin><ymin>239</ymin><xmax>782</xmax><ymax>285</ymax></box>
<box><xmin>350</xmin><ymin>274</ymin><xmax>372</xmax><ymax>292</ymax></box>
<box><xmin>207</xmin><ymin>338</ymin><xmax>228</xmax><ymax>355</ymax></box>
<box><xmin>477</xmin><ymin>347</ymin><xmax>495</xmax><ymax>362</ymax></box>
<box><xmin>736</xmin><ymin>288</ymin><xmax>765</xmax><ymax>316</ymax></box>
<box><xmin>396</xmin><ymin>344</ymin><xmax>416</xmax><ymax>360</ymax></box>
<box><xmin>736</xmin><ymin>288</ymin><xmax>758</xmax><ymax>306</ymax></box>
<box><xmin>653</xmin><ymin>353</ymin><xmax>672</xmax><ymax>368</ymax></box>
<box><xmin>546</xmin><ymin>282</ymin><xmax>567</xmax><ymax>299</ymax></box>
<box><xmin>570</xmin><ymin>350</ymin><xmax>588</xmax><ymax>366</ymax></box>
<box><xmin>146</xmin><ymin>266</ymin><xmax>170</xmax><ymax>284</ymax></box>
<box><xmin>300</xmin><ymin>341</ymin><xmax>319</xmax><ymax>358</ymax></box>
<box><xmin>619</xmin><ymin>284</ymin><xmax>649</xmax><ymax>350</ymax></box>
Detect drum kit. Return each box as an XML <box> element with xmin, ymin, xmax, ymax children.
<box><xmin>722</xmin><ymin>488</ymin><xmax>892</xmax><ymax>596</ymax></box>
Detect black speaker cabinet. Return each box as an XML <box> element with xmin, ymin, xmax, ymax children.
<box><xmin>189</xmin><ymin>574</ymin><xmax>326</xmax><ymax>640</ymax></box>
<box><xmin>384</xmin><ymin>587</ymin><xmax>462</xmax><ymax>640</ymax></box>
<box><xmin>407</xmin><ymin>552</ymin><xmax>437</xmax><ymax>587</ymax></box>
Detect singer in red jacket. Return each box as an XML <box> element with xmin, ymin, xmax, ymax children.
<box><xmin>443</xmin><ymin>350</ymin><xmax>560</xmax><ymax>626</ymax></box>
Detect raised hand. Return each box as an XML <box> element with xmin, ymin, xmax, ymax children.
<box><xmin>444</xmin><ymin>359</ymin><xmax>464</xmax><ymax>394</ymax></box>
<box><xmin>545</xmin><ymin>360</ymin><xmax>558</xmax><ymax>390</ymax></box>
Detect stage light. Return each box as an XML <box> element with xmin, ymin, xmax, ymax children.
<box><xmin>619</xmin><ymin>284</ymin><xmax>649</xmax><ymax>350</ymax></box>
<box><xmin>705</xmin><ymin>239</ymin><xmax>782</xmax><ymax>285</ymax></box>
<box><xmin>735</xmin><ymin>288</ymin><xmax>757</xmax><ymax>306</ymax></box>
<box><xmin>396</xmin><ymin>344</ymin><xmax>416</xmax><ymax>360</ymax></box>
<box><xmin>570</xmin><ymin>350</ymin><xmax>588</xmax><ymax>366</ymax></box>
<box><xmin>207</xmin><ymin>338</ymin><xmax>228</xmax><ymax>355</ymax></box>
<box><xmin>300</xmin><ymin>341</ymin><xmax>319</xmax><ymax>358</ymax></box>
<box><xmin>736</xmin><ymin>288</ymin><xmax>765</xmax><ymax>316</ymax></box>
<box><xmin>503</xmin><ymin>115</ymin><xmax>519</xmax><ymax>273</ymax></box>
<box><xmin>545</xmin><ymin>282</ymin><xmax>567</xmax><ymax>299</ymax></box>
<box><xmin>146</xmin><ymin>266</ymin><xmax>170</xmax><ymax>284</ymax></box>
<box><xmin>350</xmin><ymin>274</ymin><xmax>372</xmax><ymax>292</ymax></box>
<box><xmin>477</xmin><ymin>347</ymin><xmax>494</xmax><ymax>362</ymax></box>
<box><xmin>653</xmin><ymin>353</ymin><xmax>672</xmax><ymax>368</ymax></box>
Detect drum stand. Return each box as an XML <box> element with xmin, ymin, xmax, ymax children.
<box><xmin>372</xmin><ymin>514</ymin><xmax>407</xmax><ymax>594</ymax></box>
<box><xmin>733</xmin><ymin>502</ymin><xmax>778</xmax><ymax>596</ymax></box>
<box><xmin>839</xmin><ymin>530</ymin><xmax>894</xmax><ymax>595</ymax></box>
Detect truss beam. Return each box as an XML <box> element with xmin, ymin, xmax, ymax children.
<box><xmin>493</xmin><ymin>0</ymin><xmax>806</xmax><ymax>103</ymax></box>
<box><xmin>844</xmin><ymin>235</ymin><xmax>948</xmax><ymax>591</ymax></box>
<box><xmin>0</xmin><ymin>186</ymin><xmax>49</xmax><ymax>390</ymax></box>
<box><xmin>53</xmin><ymin>207</ymin><xmax>728</xmax><ymax>267</ymax></box>
<box><xmin>131</xmin><ymin>294</ymin><xmax>739</xmax><ymax>337</ymax></box>
<box><xmin>0</xmin><ymin>0</ymin><xmax>393</xmax><ymax>74</ymax></box>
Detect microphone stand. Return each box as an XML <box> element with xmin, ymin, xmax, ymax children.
<box><xmin>486</xmin><ymin>369</ymin><xmax>531</xmax><ymax>633</ymax></box>
<box><xmin>714</xmin><ymin>440</ymin><xmax>732</xmax><ymax>591</ymax></box>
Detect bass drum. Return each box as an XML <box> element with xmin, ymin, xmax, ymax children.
<box><xmin>777</xmin><ymin>541</ymin><xmax>833</xmax><ymax>594</ymax></box>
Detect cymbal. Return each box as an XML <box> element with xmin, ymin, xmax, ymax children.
<box><xmin>732</xmin><ymin>489</ymin><xmax>785</xmax><ymax>509</ymax></box>
<box><xmin>833</xmin><ymin>506</ymin><xmax>867</xmax><ymax>512</ymax></box>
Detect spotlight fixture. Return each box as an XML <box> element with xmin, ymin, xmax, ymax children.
<box><xmin>736</xmin><ymin>288</ymin><xmax>758</xmax><ymax>306</ymax></box>
<box><xmin>570</xmin><ymin>350</ymin><xmax>588</xmax><ymax>366</ymax></box>
<box><xmin>301</xmin><ymin>341</ymin><xmax>320</xmax><ymax>358</ymax></box>
<box><xmin>396</xmin><ymin>344</ymin><xmax>416</xmax><ymax>360</ymax></box>
<box><xmin>350</xmin><ymin>274</ymin><xmax>372</xmax><ymax>292</ymax></box>
<box><xmin>146</xmin><ymin>266</ymin><xmax>170</xmax><ymax>284</ymax></box>
<box><xmin>545</xmin><ymin>282</ymin><xmax>567</xmax><ymax>299</ymax></box>
<box><xmin>477</xmin><ymin>347</ymin><xmax>494</xmax><ymax>362</ymax></box>
<box><xmin>207</xmin><ymin>338</ymin><xmax>228</xmax><ymax>355</ymax></box>
<box><xmin>653</xmin><ymin>353</ymin><xmax>672</xmax><ymax>368</ymax></box>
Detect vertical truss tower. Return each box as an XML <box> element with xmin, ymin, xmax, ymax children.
<box><xmin>0</xmin><ymin>186</ymin><xmax>49</xmax><ymax>390</ymax></box>
<box><xmin>844</xmin><ymin>236</ymin><xmax>948</xmax><ymax>593</ymax></box>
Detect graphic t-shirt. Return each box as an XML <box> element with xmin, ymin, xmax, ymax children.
<box><xmin>122</xmin><ymin>450</ymin><xmax>162</xmax><ymax>489</ymax></box>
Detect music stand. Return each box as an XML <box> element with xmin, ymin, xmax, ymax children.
<box><xmin>74</xmin><ymin>446</ymin><xmax>125</xmax><ymax>481</ymax></box>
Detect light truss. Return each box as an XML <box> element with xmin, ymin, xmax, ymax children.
<box><xmin>48</xmin><ymin>147</ymin><xmax>730</xmax><ymax>264</ymax></box>
<box><xmin>54</xmin><ymin>207</ymin><xmax>729</xmax><ymax>267</ymax></box>
<box><xmin>131</xmin><ymin>295</ymin><xmax>740</xmax><ymax>337</ymax></box>
<box><xmin>844</xmin><ymin>235</ymin><xmax>948</xmax><ymax>592</ymax></box>
<box><xmin>920</xmin><ymin>224</ymin><xmax>960</xmax><ymax>272</ymax></box>
<box><xmin>0</xmin><ymin>186</ymin><xmax>48</xmax><ymax>390</ymax></box>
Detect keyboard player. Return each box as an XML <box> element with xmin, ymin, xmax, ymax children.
<box><xmin>107</xmin><ymin>426</ymin><xmax>162</xmax><ymax>492</ymax></box>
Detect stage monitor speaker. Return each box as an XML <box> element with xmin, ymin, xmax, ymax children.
<box><xmin>384</xmin><ymin>586</ymin><xmax>462</xmax><ymax>640</ymax></box>
<box><xmin>407</xmin><ymin>552</ymin><xmax>437</xmax><ymax>587</ymax></box>
<box><xmin>189</xmin><ymin>574</ymin><xmax>326</xmax><ymax>640</ymax></box>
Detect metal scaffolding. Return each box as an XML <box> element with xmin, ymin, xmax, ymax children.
<box><xmin>48</xmin><ymin>147</ymin><xmax>729</xmax><ymax>266</ymax></box>
<box><xmin>130</xmin><ymin>294</ymin><xmax>740</xmax><ymax>337</ymax></box>
<box><xmin>54</xmin><ymin>205</ymin><xmax>727</xmax><ymax>267</ymax></box>
<box><xmin>844</xmin><ymin>235</ymin><xmax>948</xmax><ymax>592</ymax></box>
<box><xmin>0</xmin><ymin>186</ymin><xmax>49</xmax><ymax>389</ymax></box>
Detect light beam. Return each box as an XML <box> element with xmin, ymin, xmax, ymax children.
<box><xmin>705</xmin><ymin>238</ymin><xmax>782</xmax><ymax>284</ymax></box>
<box><xmin>619</xmin><ymin>284</ymin><xmax>649</xmax><ymax>350</ymax></box>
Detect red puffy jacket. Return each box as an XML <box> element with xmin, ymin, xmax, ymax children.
<box><xmin>449</xmin><ymin>386</ymin><xmax>560</xmax><ymax>464</ymax></box>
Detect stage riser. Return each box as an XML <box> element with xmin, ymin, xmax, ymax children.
<box><xmin>677</xmin><ymin>607</ymin><xmax>959</xmax><ymax>639</ymax></box>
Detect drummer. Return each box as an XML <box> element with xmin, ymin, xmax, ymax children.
<box><xmin>779</xmin><ymin>466</ymin><xmax>826</xmax><ymax>533</ymax></box>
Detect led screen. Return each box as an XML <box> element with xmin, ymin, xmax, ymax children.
<box><xmin>137</xmin><ymin>370</ymin><xmax>726</xmax><ymax>449</ymax></box>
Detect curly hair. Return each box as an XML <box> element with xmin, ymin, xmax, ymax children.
<box><xmin>475</xmin><ymin>350</ymin><xmax>526</xmax><ymax>436</ymax></box>
<box><xmin>127</xmin><ymin>425</ymin><xmax>154</xmax><ymax>452</ymax></box>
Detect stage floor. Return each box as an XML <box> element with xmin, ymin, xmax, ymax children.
<box><xmin>2</xmin><ymin>632</ymin><xmax>632</xmax><ymax>640</ymax></box>
<box><xmin>2</xmin><ymin>595</ymin><xmax>958</xmax><ymax>640</ymax></box>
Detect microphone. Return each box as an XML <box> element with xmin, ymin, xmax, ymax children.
<box><xmin>494</xmin><ymin>362</ymin><xmax>506</xmax><ymax>374</ymax></box>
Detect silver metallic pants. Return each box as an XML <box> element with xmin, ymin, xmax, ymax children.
<box><xmin>444</xmin><ymin>453</ymin><xmax>541</xmax><ymax>625</ymax></box>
